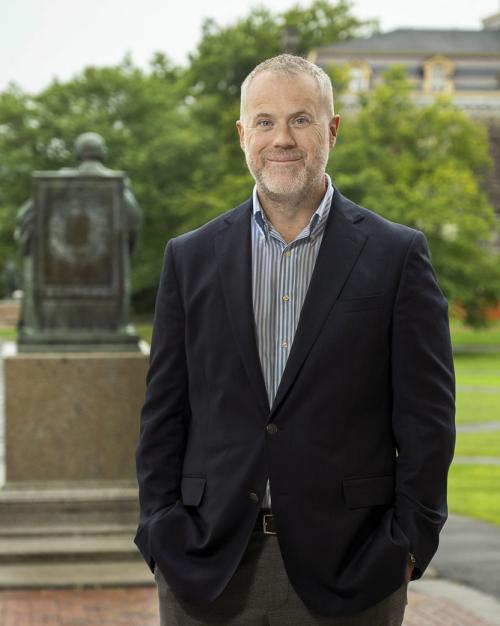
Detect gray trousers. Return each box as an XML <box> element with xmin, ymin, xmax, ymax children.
<box><xmin>155</xmin><ymin>532</ymin><xmax>407</xmax><ymax>625</ymax></box>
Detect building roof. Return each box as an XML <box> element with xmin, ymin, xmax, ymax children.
<box><xmin>319</xmin><ymin>29</ymin><xmax>500</xmax><ymax>56</ymax></box>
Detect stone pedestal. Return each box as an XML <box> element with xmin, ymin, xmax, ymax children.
<box><xmin>4</xmin><ymin>352</ymin><xmax>147</xmax><ymax>483</ymax></box>
<box><xmin>0</xmin><ymin>351</ymin><xmax>151</xmax><ymax>586</ymax></box>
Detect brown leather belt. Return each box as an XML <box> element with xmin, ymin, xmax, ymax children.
<box><xmin>254</xmin><ymin>510</ymin><xmax>276</xmax><ymax>535</ymax></box>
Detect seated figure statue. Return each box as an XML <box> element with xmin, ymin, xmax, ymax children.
<box><xmin>15</xmin><ymin>132</ymin><xmax>142</xmax><ymax>351</ymax></box>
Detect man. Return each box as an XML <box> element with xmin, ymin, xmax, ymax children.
<box><xmin>135</xmin><ymin>54</ymin><xmax>455</xmax><ymax>625</ymax></box>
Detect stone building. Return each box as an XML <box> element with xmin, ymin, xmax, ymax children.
<box><xmin>310</xmin><ymin>11</ymin><xmax>500</xmax><ymax>218</ymax></box>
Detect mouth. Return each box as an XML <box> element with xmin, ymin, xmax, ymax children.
<box><xmin>266</xmin><ymin>157</ymin><xmax>302</xmax><ymax>164</ymax></box>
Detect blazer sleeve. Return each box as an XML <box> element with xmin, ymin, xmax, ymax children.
<box><xmin>134</xmin><ymin>239</ymin><xmax>189</xmax><ymax>564</ymax></box>
<box><xmin>391</xmin><ymin>230</ymin><xmax>456</xmax><ymax>579</ymax></box>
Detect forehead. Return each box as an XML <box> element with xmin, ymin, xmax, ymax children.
<box><xmin>244</xmin><ymin>71</ymin><xmax>322</xmax><ymax>115</ymax></box>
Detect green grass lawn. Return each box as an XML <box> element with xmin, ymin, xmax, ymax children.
<box><xmin>448</xmin><ymin>464</ymin><xmax>500</xmax><ymax>526</ymax></box>
<box><xmin>0</xmin><ymin>328</ymin><xmax>16</xmax><ymax>340</ymax></box>
<box><xmin>0</xmin><ymin>324</ymin><xmax>155</xmax><ymax>344</ymax></box>
<box><xmin>454</xmin><ymin>430</ymin><xmax>500</xmax><ymax>457</ymax></box>
<box><xmin>454</xmin><ymin>352</ymin><xmax>500</xmax><ymax>424</ymax></box>
<box><xmin>455</xmin><ymin>392</ymin><xmax>500</xmax><ymax>424</ymax></box>
<box><xmin>1</xmin><ymin>324</ymin><xmax>154</xmax><ymax>344</ymax></box>
<box><xmin>451</xmin><ymin>320</ymin><xmax>500</xmax><ymax>346</ymax></box>
<box><xmin>454</xmin><ymin>352</ymin><xmax>500</xmax><ymax>376</ymax></box>
<box><xmin>135</xmin><ymin>323</ymin><xmax>153</xmax><ymax>345</ymax></box>
<box><xmin>449</xmin><ymin>347</ymin><xmax>500</xmax><ymax>525</ymax></box>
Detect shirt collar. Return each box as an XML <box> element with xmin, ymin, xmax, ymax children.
<box><xmin>252</xmin><ymin>174</ymin><xmax>334</xmax><ymax>240</ymax></box>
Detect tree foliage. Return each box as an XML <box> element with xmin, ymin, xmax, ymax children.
<box><xmin>0</xmin><ymin>59</ymin><xmax>211</xmax><ymax>307</ymax></box>
<box><xmin>331</xmin><ymin>67</ymin><xmax>500</xmax><ymax>325</ymax></box>
<box><xmin>0</xmin><ymin>3</ymin><xmax>498</xmax><ymax>324</ymax></box>
<box><xmin>0</xmin><ymin>1</ymin><xmax>371</xmax><ymax>309</ymax></box>
<box><xmin>187</xmin><ymin>0</ymin><xmax>371</xmax><ymax>100</ymax></box>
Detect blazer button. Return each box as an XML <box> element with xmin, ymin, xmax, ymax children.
<box><xmin>266</xmin><ymin>423</ymin><xmax>278</xmax><ymax>434</ymax></box>
<box><xmin>249</xmin><ymin>492</ymin><xmax>259</xmax><ymax>503</ymax></box>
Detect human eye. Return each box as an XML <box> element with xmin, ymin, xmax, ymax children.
<box><xmin>257</xmin><ymin>119</ymin><xmax>273</xmax><ymax>129</ymax></box>
<box><xmin>293</xmin><ymin>116</ymin><xmax>310</xmax><ymax>126</ymax></box>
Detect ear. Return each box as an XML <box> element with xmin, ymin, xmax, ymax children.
<box><xmin>236</xmin><ymin>120</ymin><xmax>245</xmax><ymax>151</ymax></box>
<box><xmin>329</xmin><ymin>115</ymin><xmax>341</xmax><ymax>148</ymax></box>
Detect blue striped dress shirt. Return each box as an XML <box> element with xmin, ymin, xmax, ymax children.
<box><xmin>251</xmin><ymin>174</ymin><xmax>334</xmax><ymax>509</ymax></box>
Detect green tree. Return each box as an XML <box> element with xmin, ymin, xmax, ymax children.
<box><xmin>10</xmin><ymin>4</ymin><xmax>499</xmax><ymax>324</ymax></box>
<box><xmin>331</xmin><ymin>67</ymin><xmax>500</xmax><ymax>325</ymax></box>
<box><xmin>0</xmin><ymin>58</ymin><xmax>214</xmax><ymax>308</ymax></box>
<box><xmin>0</xmin><ymin>1</ymin><xmax>369</xmax><ymax>309</ymax></box>
<box><xmin>187</xmin><ymin>1</ymin><xmax>372</xmax><ymax>100</ymax></box>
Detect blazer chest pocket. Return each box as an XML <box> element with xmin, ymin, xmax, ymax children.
<box><xmin>332</xmin><ymin>294</ymin><xmax>385</xmax><ymax>314</ymax></box>
<box><xmin>181</xmin><ymin>475</ymin><xmax>206</xmax><ymax>507</ymax></box>
<box><xmin>342</xmin><ymin>474</ymin><xmax>394</xmax><ymax>509</ymax></box>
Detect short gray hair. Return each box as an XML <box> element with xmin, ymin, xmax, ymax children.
<box><xmin>240</xmin><ymin>54</ymin><xmax>334</xmax><ymax>120</ymax></box>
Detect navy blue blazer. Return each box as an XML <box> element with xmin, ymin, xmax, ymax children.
<box><xmin>134</xmin><ymin>188</ymin><xmax>455</xmax><ymax>617</ymax></box>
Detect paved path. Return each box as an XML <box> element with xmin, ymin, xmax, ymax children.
<box><xmin>406</xmin><ymin>579</ymin><xmax>500</xmax><ymax>626</ymax></box>
<box><xmin>457</xmin><ymin>422</ymin><xmax>500</xmax><ymax>432</ymax></box>
<box><xmin>453</xmin><ymin>456</ymin><xmax>500</xmax><ymax>464</ymax></box>
<box><xmin>431</xmin><ymin>514</ymin><xmax>500</xmax><ymax>600</ymax></box>
<box><xmin>454</xmin><ymin>345</ymin><xmax>500</xmax><ymax>353</ymax></box>
<box><xmin>457</xmin><ymin>386</ymin><xmax>500</xmax><ymax>393</ymax></box>
<box><xmin>0</xmin><ymin>583</ymin><xmax>499</xmax><ymax>626</ymax></box>
<box><xmin>0</xmin><ymin>587</ymin><xmax>158</xmax><ymax>626</ymax></box>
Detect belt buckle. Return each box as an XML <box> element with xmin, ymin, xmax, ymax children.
<box><xmin>262</xmin><ymin>513</ymin><xmax>276</xmax><ymax>535</ymax></box>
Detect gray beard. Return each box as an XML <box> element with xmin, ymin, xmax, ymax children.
<box><xmin>247</xmin><ymin>158</ymin><xmax>327</xmax><ymax>208</ymax></box>
<box><xmin>244</xmin><ymin>140</ymin><xmax>330</xmax><ymax>205</ymax></box>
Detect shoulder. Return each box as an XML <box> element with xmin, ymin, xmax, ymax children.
<box><xmin>169</xmin><ymin>197</ymin><xmax>252</xmax><ymax>252</ymax></box>
<box><xmin>334</xmin><ymin>188</ymin><xmax>421</xmax><ymax>249</ymax></box>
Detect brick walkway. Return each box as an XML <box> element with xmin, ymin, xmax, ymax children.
<box><xmin>0</xmin><ymin>588</ymin><xmax>158</xmax><ymax>626</ymax></box>
<box><xmin>0</xmin><ymin>587</ymin><xmax>495</xmax><ymax>626</ymax></box>
<box><xmin>405</xmin><ymin>591</ymin><xmax>493</xmax><ymax>626</ymax></box>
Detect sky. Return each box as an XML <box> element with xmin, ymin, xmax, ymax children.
<box><xmin>1</xmin><ymin>0</ymin><xmax>498</xmax><ymax>94</ymax></box>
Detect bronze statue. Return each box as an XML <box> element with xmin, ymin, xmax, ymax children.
<box><xmin>15</xmin><ymin>132</ymin><xmax>142</xmax><ymax>351</ymax></box>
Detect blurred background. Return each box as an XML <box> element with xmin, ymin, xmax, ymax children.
<box><xmin>0</xmin><ymin>1</ymin><xmax>499</xmax><ymax>624</ymax></box>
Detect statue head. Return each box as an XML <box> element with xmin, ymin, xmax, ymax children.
<box><xmin>74</xmin><ymin>132</ymin><xmax>108</xmax><ymax>163</ymax></box>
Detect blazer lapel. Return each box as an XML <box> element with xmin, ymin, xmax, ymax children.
<box><xmin>269</xmin><ymin>191</ymin><xmax>368</xmax><ymax>419</ymax></box>
<box><xmin>214</xmin><ymin>199</ymin><xmax>270</xmax><ymax>417</ymax></box>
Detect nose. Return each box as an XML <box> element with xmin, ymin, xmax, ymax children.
<box><xmin>272</xmin><ymin>122</ymin><xmax>296</xmax><ymax>148</ymax></box>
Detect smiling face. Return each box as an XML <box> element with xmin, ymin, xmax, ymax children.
<box><xmin>236</xmin><ymin>70</ymin><xmax>339</xmax><ymax>205</ymax></box>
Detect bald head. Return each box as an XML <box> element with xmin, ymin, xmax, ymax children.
<box><xmin>240</xmin><ymin>54</ymin><xmax>334</xmax><ymax>122</ymax></box>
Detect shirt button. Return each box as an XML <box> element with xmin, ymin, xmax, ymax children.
<box><xmin>266</xmin><ymin>423</ymin><xmax>278</xmax><ymax>434</ymax></box>
<box><xmin>249</xmin><ymin>492</ymin><xmax>259</xmax><ymax>503</ymax></box>
<box><xmin>281</xmin><ymin>341</ymin><xmax>288</xmax><ymax>349</ymax></box>
<box><xmin>282</xmin><ymin>295</ymin><xmax>290</xmax><ymax>302</ymax></box>
<box><xmin>284</xmin><ymin>250</ymin><xmax>291</xmax><ymax>257</ymax></box>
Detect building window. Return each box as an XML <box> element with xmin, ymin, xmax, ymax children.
<box><xmin>430</xmin><ymin>65</ymin><xmax>447</xmax><ymax>92</ymax></box>
<box><xmin>423</xmin><ymin>56</ymin><xmax>454</xmax><ymax>94</ymax></box>
<box><xmin>348</xmin><ymin>62</ymin><xmax>371</xmax><ymax>93</ymax></box>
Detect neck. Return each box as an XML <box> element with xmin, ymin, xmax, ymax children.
<box><xmin>257</xmin><ymin>177</ymin><xmax>327</xmax><ymax>244</ymax></box>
